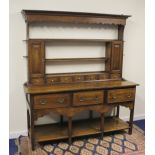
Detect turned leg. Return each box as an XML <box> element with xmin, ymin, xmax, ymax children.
<box><xmin>116</xmin><ymin>105</ymin><xmax>120</xmax><ymax>117</ymax></box>
<box><xmin>128</xmin><ymin>107</ymin><xmax>134</xmax><ymax>134</ymax></box>
<box><xmin>89</xmin><ymin>110</ymin><xmax>93</xmax><ymax>120</ymax></box>
<box><xmin>68</xmin><ymin>117</ymin><xmax>72</xmax><ymax>145</ymax></box>
<box><xmin>100</xmin><ymin>113</ymin><xmax>104</xmax><ymax>139</ymax></box>
<box><xmin>60</xmin><ymin>115</ymin><xmax>63</xmax><ymax>126</ymax></box>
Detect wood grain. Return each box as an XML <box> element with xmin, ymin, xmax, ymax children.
<box><xmin>34</xmin><ymin>117</ymin><xmax>129</xmax><ymax>142</ymax></box>
<box><xmin>22</xmin><ymin>10</ymin><xmax>130</xmax><ymax>25</ymax></box>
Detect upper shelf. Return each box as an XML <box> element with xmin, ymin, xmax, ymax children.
<box><xmin>22</xmin><ymin>10</ymin><xmax>131</xmax><ymax>26</ymax></box>
<box><xmin>45</xmin><ymin>57</ymin><xmax>108</xmax><ymax>63</ymax></box>
<box><xmin>24</xmin><ymin>38</ymin><xmax>116</xmax><ymax>42</ymax></box>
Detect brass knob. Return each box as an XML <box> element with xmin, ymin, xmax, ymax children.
<box><xmin>80</xmin><ymin>97</ymin><xmax>84</xmax><ymax>102</ymax></box>
<box><xmin>57</xmin><ymin>98</ymin><xmax>65</xmax><ymax>104</ymax></box>
<box><xmin>79</xmin><ymin>96</ymin><xmax>99</xmax><ymax>102</ymax></box>
<box><xmin>127</xmin><ymin>95</ymin><xmax>131</xmax><ymax>98</ymax></box>
<box><xmin>40</xmin><ymin>99</ymin><xmax>47</xmax><ymax>105</ymax></box>
<box><xmin>112</xmin><ymin>96</ymin><xmax>117</xmax><ymax>99</ymax></box>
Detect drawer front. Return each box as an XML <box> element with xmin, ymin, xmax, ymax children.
<box><xmin>99</xmin><ymin>73</ymin><xmax>109</xmax><ymax>80</ymax></box>
<box><xmin>74</xmin><ymin>75</ymin><xmax>85</xmax><ymax>82</ymax></box>
<box><xmin>34</xmin><ymin>94</ymin><xmax>70</xmax><ymax>109</ymax></box>
<box><xmin>85</xmin><ymin>75</ymin><xmax>97</xmax><ymax>81</ymax></box>
<box><xmin>73</xmin><ymin>91</ymin><xmax>104</xmax><ymax>106</ymax></box>
<box><xmin>60</xmin><ymin>76</ymin><xmax>73</xmax><ymax>83</ymax></box>
<box><xmin>46</xmin><ymin>77</ymin><xmax>60</xmax><ymax>84</ymax></box>
<box><xmin>108</xmin><ymin>88</ymin><xmax>135</xmax><ymax>103</ymax></box>
<box><xmin>111</xmin><ymin>73</ymin><xmax>121</xmax><ymax>79</ymax></box>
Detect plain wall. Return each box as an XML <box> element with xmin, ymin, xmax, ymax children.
<box><xmin>9</xmin><ymin>0</ymin><xmax>145</xmax><ymax>137</ymax></box>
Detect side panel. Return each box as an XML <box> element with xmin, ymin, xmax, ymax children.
<box><xmin>28</xmin><ymin>40</ymin><xmax>45</xmax><ymax>85</ymax></box>
<box><xmin>111</xmin><ymin>41</ymin><xmax>123</xmax><ymax>75</ymax></box>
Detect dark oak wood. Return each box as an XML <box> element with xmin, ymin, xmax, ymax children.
<box><xmin>68</xmin><ymin>117</ymin><xmax>72</xmax><ymax>144</ymax></box>
<box><xmin>25</xmin><ymin>38</ymin><xmax>116</xmax><ymax>42</ymax></box>
<box><xmin>45</xmin><ymin>57</ymin><xmax>108</xmax><ymax>63</ymax></box>
<box><xmin>46</xmin><ymin>72</ymin><xmax>110</xmax><ymax>85</ymax></box>
<box><xmin>100</xmin><ymin>113</ymin><xmax>104</xmax><ymax>138</ymax></box>
<box><xmin>34</xmin><ymin>117</ymin><xmax>129</xmax><ymax>142</ymax></box>
<box><xmin>22</xmin><ymin>10</ymin><xmax>137</xmax><ymax>151</ymax></box>
<box><xmin>24</xmin><ymin>80</ymin><xmax>138</xmax><ymax>94</ymax></box>
<box><xmin>22</xmin><ymin>10</ymin><xmax>130</xmax><ymax>25</ymax></box>
<box><xmin>128</xmin><ymin>106</ymin><xmax>135</xmax><ymax>134</ymax></box>
<box><xmin>107</xmin><ymin>88</ymin><xmax>136</xmax><ymax>103</ymax></box>
<box><xmin>34</xmin><ymin>93</ymin><xmax>71</xmax><ymax>109</ymax></box>
<box><xmin>73</xmin><ymin>90</ymin><xmax>104</xmax><ymax>106</ymax></box>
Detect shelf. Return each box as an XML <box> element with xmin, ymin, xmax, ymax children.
<box><xmin>24</xmin><ymin>38</ymin><xmax>117</xmax><ymax>42</ymax></box>
<box><xmin>45</xmin><ymin>57</ymin><xmax>108</xmax><ymax>63</ymax></box>
<box><xmin>34</xmin><ymin>117</ymin><xmax>129</xmax><ymax>142</ymax></box>
<box><xmin>46</xmin><ymin>71</ymin><xmax>108</xmax><ymax>76</ymax></box>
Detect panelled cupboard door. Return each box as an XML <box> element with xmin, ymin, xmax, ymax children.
<box><xmin>111</xmin><ymin>41</ymin><xmax>123</xmax><ymax>73</ymax></box>
<box><xmin>28</xmin><ymin>40</ymin><xmax>45</xmax><ymax>85</ymax></box>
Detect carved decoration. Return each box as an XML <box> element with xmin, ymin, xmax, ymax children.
<box><xmin>33</xmin><ymin>105</ymin><xmax>113</xmax><ymax>120</ymax></box>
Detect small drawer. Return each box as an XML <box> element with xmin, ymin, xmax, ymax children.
<box><xmin>107</xmin><ymin>88</ymin><xmax>135</xmax><ymax>103</ymax></box>
<box><xmin>111</xmin><ymin>73</ymin><xmax>121</xmax><ymax>79</ymax></box>
<box><xmin>73</xmin><ymin>91</ymin><xmax>104</xmax><ymax>106</ymax></box>
<box><xmin>47</xmin><ymin>77</ymin><xmax>60</xmax><ymax>84</ymax></box>
<box><xmin>60</xmin><ymin>76</ymin><xmax>73</xmax><ymax>83</ymax></box>
<box><xmin>74</xmin><ymin>75</ymin><xmax>84</xmax><ymax>82</ymax></box>
<box><xmin>99</xmin><ymin>73</ymin><xmax>109</xmax><ymax>80</ymax></box>
<box><xmin>34</xmin><ymin>93</ymin><xmax>71</xmax><ymax>109</ymax></box>
<box><xmin>85</xmin><ymin>75</ymin><xmax>97</xmax><ymax>81</ymax></box>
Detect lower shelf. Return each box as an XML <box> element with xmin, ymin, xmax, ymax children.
<box><xmin>34</xmin><ymin>117</ymin><xmax>129</xmax><ymax>142</ymax></box>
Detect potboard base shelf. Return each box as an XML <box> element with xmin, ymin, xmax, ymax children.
<box><xmin>34</xmin><ymin>117</ymin><xmax>129</xmax><ymax>142</ymax></box>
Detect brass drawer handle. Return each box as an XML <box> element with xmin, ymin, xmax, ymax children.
<box><xmin>57</xmin><ymin>98</ymin><xmax>65</xmax><ymax>104</ymax></box>
<box><xmin>112</xmin><ymin>96</ymin><xmax>117</xmax><ymax>99</ymax></box>
<box><xmin>127</xmin><ymin>95</ymin><xmax>131</xmax><ymax>98</ymax></box>
<box><xmin>40</xmin><ymin>99</ymin><xmax>47</xmax><ymax>105</ymax></box>
<box><xmin>79</xmin><ymin>96</ymin><xmax>99</xmax><ymax>102</ymax></box>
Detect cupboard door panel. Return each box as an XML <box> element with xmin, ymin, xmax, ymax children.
<box><xmin>28</xmin><ymin>40</ymin><xmax>45</xmax><ymax>84</ymax></box>
<box><xmin>111</xmin><ymin>41</ymin><xmax>123</xmax><ymax>73</ymax></box>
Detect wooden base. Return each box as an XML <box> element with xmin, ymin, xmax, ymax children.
<box><xmin>34</xmin><ymin>117</ymin><xmax>129</xmax><ymax>142</ymax></box>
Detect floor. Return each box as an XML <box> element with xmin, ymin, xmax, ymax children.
<box><xmin>9</xmin><ymin>119</ymin><xmax>145</xmax><ymax>155</ymax></box>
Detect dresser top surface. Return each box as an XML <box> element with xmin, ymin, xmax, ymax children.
<box><xmin>24</xmin><ymin>80</ymin><xmax>138</xmax><ymax>94</ymax></box>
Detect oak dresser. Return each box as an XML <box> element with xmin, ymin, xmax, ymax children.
<box><xmin>22</xmin><ymin>10</ymin><xmax>138</xmax><ymax>150</ymax></box>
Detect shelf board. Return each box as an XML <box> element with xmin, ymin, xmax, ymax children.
<box><xmin>24</xmin><ymin>38</ymin><xmax>116</xmax><ymax>42</ymax></box>
<box><xmin>46</xmin><ymin>71</ymin><xmax>108</xmax><ymax>77</ymax></box>
<box><xmin>45</xmin><ymin>57</ymin><xmax>108</xmax><ymax>63</ymax></box>
<box><xmin>34</xmin><ymin>117</ymin><xmax>129</xmax><ymax>142</ymax></box>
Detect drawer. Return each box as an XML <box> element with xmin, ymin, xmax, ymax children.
<box><xmin>74</xmin><ymin>75</ymin><xmax>85</xmax><ymax>82</ymax></box>
<box><xmin>34</xmin><ymin>93</ymin><xmax>71</xmax><ymax>109</ymax></box>
<box><xmin>107</xmin><ymin>88</ymin><xmax>135</xmax><ymax>103</ymax></box>
<box><xmin>60</xmin><ymin>76</ymin><xmax>73</xmax><ymax>83</ymax></box>
<box><xmin>99</xmin><ymin>73</ymin><xmax>109</xmax><ymax>80</ymax></box>
<box><xmin>85</xmin><ymin>75</ymin><xmax>97</xmax><ymax>81</ymax></box>
<box><xmin>111</xmin><ymin>73</ymin><xmax>121</xmax><ymax>79</ymax></box>
<box><xmin>46</xmin><ymin>77</ymin><xmax>60</xmax><ymax>84</ymax></box>
<box><xmin>73</xmin><ymin>91</ymin><xmax>104</xmax><ymax>106</ymax></box>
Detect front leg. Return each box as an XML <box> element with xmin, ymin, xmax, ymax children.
<box><xmin>128</xmin><ymin>107</ymin><xmax>134</xmax><ymax>134</ymax></box>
